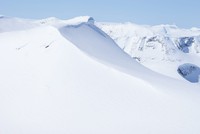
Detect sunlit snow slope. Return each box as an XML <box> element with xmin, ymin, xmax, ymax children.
<box><xmin>0</xmin><ymin>16</ymin><xmax>200</xmax><ymax>134</ymax></box>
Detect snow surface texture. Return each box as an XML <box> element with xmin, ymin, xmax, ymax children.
<box><xmin>97</xmin><ymin>22</ymin><xmax>200</xmax><ymax>80</ymax></box>
<box><xmin>0</xmin><ymin>16</ymin><xmax>200</xmax><ymax>134</ymax></box>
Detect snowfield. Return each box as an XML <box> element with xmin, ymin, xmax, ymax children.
<box><xmin>0</xmin><ymin>16</ymin><xmax>200</xmax><ymax>134</ymax></box>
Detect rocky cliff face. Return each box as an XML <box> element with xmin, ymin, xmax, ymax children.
<box><xmin>178</xmin><ymin>63</ymin><xmax>200</xmax><ymax>83</ymax></box>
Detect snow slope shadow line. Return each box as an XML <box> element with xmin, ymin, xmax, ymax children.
<box><xmin>57</xmin><ymin>22</ymin><xmax>188</xmax><ymax>91</ymax></box>
<box><xmin>58</xmin><ymin>22</ymin><xmax>149</xmax><ymax>75</ymax></box>
<box><xmin>63</xmin><ymin>22</ymin><xmax>108</xmax><ymax>38</ymax></box>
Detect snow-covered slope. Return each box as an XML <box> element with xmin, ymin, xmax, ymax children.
<box><xmin>0</xmin><ymin>16</ymin><xmax>39</xmax><ymax>32</ymax></box>
<box><xmin>97</xmin><ymin>22</ymin><xmax>200</xmax><ymax>80</ymax></box>
<box><xmin>0</xmin><ymin>16</ymin><xmax>200</xmax><ymax>134</ymax></box>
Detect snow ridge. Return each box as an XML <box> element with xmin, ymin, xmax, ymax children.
<box><xmin>0</xmin><ymin>16</ymin><xmax>200</xmax><ymax>134</ymax></box>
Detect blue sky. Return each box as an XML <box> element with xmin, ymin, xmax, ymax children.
<box><xmin>0</xmin><ymin>0</ymin><xmax>200</xmax><ymax>28</ymax></box>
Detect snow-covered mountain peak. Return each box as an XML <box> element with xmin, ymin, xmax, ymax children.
<box><xmin>0</xmin><ymin>16</ymin><xmax>96</xmax><ymax>33</ymax></box>
<box><xmin>0</xmin><ymin>16</ymin><xmax>39</xmax><ymax>32</ymax></box>
<box><xmin>0</xmin><ymin>16</ymin><xmax>200</xmax><ymax>134</ymax></box>
<box><xmin>37</xmin><ymin>16</ymin><xmax>94</xmax><ymax>25</ymax></box>
<box><xmin>66</xmin><ymin>16</ymin><xmax>94</xmax><ymax>23</ymax></box>
<box><xmin>36</xmin><ymin>17</ymin><xmax>59</xmax><ymax>24</ymax></box>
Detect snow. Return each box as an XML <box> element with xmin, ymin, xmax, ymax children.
<box><xmin>0</xmin><ymin>16</ymin><xmax>200</xmax><ymax>134</ymax></box>
<box><xmin>97</xmin><ymin>22</ymin><xmax>200</xmax><ymax>80</ymax></box>
<box><xmin>0</xmin><ymin>17</ymin><xmax>39</xmax><ymax>32</ymax></box>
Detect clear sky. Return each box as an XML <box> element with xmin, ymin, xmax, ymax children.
<box><xmin>0</xmin><ymin>0</ymin><xmax>200</xmax><ymax>28</ymax></box>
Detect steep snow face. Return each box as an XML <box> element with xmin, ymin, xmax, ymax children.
<box><xmin>0</xmin><ymin>16</ymin><xmax>200</xmax><ymax>134</ymax></box>
<box><xmin>97</xmin><ymin>23</ymin><xmax>178</xmax><ymax>62</ymax></box>
<box><xmin>58</xmin><ymin>22</ymin><xmax>186</xmax><ymax>86</ymax></box>
<box><xmin>97</xmin><ymin>22</ymin><xmax>200</xmax><ymax>80</ymax></box>
<box><xmin>97</xmin><ymin>23</ymin><xmax>200</xmax><ymax>60</ymax></box>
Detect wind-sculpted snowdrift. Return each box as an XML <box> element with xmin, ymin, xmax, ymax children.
<box><xmin>0</xmin><ymin>16</ymin><xmax>200</xmax><ymax>134</ymax></box>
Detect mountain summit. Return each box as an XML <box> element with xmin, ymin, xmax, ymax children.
<box><xmin>0</xmin><ymin>16</ymin><xmax>200</xmax><ymax>134</ymax></box>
